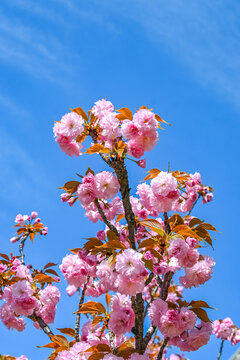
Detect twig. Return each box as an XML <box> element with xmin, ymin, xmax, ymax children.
<box><xmin>31</xmin><ymin>311</ymin><xmax>54</xmax><ymax>340</ymax></box>
<box><xmin>75</xmin><ymin>276</ymin><xmax>90</xmax><ymax>342</ymax></box>
<box><xmin>157</xmin><ymin>337</ymin><xmax>169</xmax><ymax>360</ymax></box>
<box><xmin>19</xmin><ymin>235</ymin><xmax>27</xmax><ymax>265</ymax></box>
<box><xmin>145</xmin><ymin>272</ymin><xmax>154</xmax><ymax>286</ymax></box>
<box><xmin>109</xmin><ymin>331</ymin><xmax>118</xmax><ymax>354</ymax></box>
<box><xmin>94</xmin><ymin>199</ymin><xmax>120</xmax><ymax>237</ymax></box>
<box><xmin>188</xmin><ymin>195</ymin><xmax>200</xmax><ymax>216</ymax></box>
<box><xmin>217</xmin><ymin>339</ymin><xmax>224</xmax><ymax>360</ymax></box>
<box><xmin>160</xmin><ymin>271</ymin><xmax>174</xmax><ymax>301</ymax></box>
<box><xmin>142</xmin><ymin>325</ymin><xmax>157</xmax><ymax>352</ymax></box>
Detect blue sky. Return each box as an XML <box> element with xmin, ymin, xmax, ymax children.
<box><xmin>0</xmin><ymin>1</ymin><xmax>239</xmax><ymax>359</ymax></box>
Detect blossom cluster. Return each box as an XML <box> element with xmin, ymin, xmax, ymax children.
<box><xmin>137</xmin><ymin>171</ymin><xmax>213</xmax><ymax>216</ymax></box>
<box><xmin>10</xmin><ymin>211</ymin><xmax>48</xmax><ymax>244</ymax></box>
<box><xmin>0</xmin><ymin>256</ymin><xmax>60</xmax><ymax>331</ymax></box>
<box><xmin>212</xmin><ymin>317</ymin><xmax>240</xmax><ymax>345</ymax></box>
<box><xmin>54</xmin><ymin>99</ymin><xmax>160</xmax><ymax>159</ymax></box>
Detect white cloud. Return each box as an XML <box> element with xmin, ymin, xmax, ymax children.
<box><xmin>91</xmin><ymin>0</ymin><xmax>240</xmax><ymax>108</ymax></box>
<box><xmin>0</xmin><ymin>7</ymin><xmax>79</xmax><ymax>83</ymax></box>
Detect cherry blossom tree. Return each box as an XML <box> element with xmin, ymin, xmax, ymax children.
<box><xmin>0</xmin><ymin>99</ymin><xmax>239</xmax><ymax>360</ymax></box>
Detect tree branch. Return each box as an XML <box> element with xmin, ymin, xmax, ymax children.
<box><xmin>75</xmin><ymin>276</ymin><xmax>90</xmax><ymax>342</ymax></box>
<box><xmin>109</xmin><ymin>331</ymin><xmax>118</xmax><ymax>355</ymax></box>
<box><xmin>157</xmin><ymin>337</ymin><xmax>169</xmax><ymax>360</ymax></box>
<box><xmin>216</xmin><ymin>339</ymin><xmax>224</xmax><ymax>360</ymax></box>
<box><xmin>142</xmin><ymin>325</ymin><xmax>157</xmax><ymax>351</ymax></box>
<box><xmin>31</xmin><ymin>311</ymin><xmax>54</xmax><ymax>340</ymax></box>
<box><xmin>19</xmin><ymin>235</ymin><xmax>27</xmax><ymax>265</ymax></box>
<box><xmin>111</xmin><ymin>159</ymin><xmax>136</xmax><ymax>250</ymax></box>
<box><xmin>94</xmin><ymin>199</ymin><xmax>120</xmax><ymax>237</ymax></box>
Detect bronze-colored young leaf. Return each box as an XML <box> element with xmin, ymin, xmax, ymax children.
<box><xmin>70</xmin><ymin>107</ymin><xmax>88</xmax><ymax>121</ymax></box>
<box><xmin>155</xmin><ymin>114</ymin><xmax>169</xmax><ymax>124</ymax></box>
<box><xmin>142</xmin><ymin>168</ymin><xmax>161</xmax><ymax>181</ymax></box>
<box><xmin>50</xmin><ymin>334</ymin><xmax>69</xmax><ymax>347</ymax></box>
<box><xmin>188</xmin><ymin>300</ymin><xmax>214</xmax><ymax>309</ymax></box>
<box><xmin>140</xmin><ymin>219</ymin><xmax>165</xmax><ymax>236</ymax></box>
<box><xmin>37</xmin><ymin>342</ymin><xmax>59</xmax><ymax>349</ymax></box>
<box><xmin>44</xmin><ymin>262</ymin><xmax>58</xmax><ymax>269</ymax></box>
<box><xmin>45</xmin><ymin>269</ymin><xmax>59</xmax><ymax>277</ymax></box>
<box><xmin>84</xmin><ymin>238</ymin><xmax>103</xmax><ymax>251</ymax></box>
<box><xmin>57</xmin><ymin>327</ymin><xmax>75</xmax><ymax>337</ymax></box>
<box><xmin>106</xmin><ymin>230</ymin><xmax>119</xmax><ymax>242</ymax></box>
<box><xmin>75</xmin><ymin>301</ymin><xmax>106</xmax><ymax>314</ymax></box>
<box><xmin>0</xmin><ymin>253</ymin><xmax>9</xmax><ymax>261</ymax></box>
<box><xmin>86</xmin><ymin>144</ymin><xmax>111</xmax><ymax>155</ymax></box>
<box><xmin>76</xmin><ymin>133</ymin><xmax>88</xmax><ymax>143</ymax></box>
<box><xmin>59</xmin><ymin>181</ymin><xmax>81</xmax><ymax>194</ymax></box>
<box><xmin>117</xmin><ymin>107</ymin><xmax>133</xmax><ymax>120</ymax></box>
<box><xmin>105</xmin><ymin>293</ymin><xmax>111</xmax><ymax>308</ymax></box>
<box><xmin>191</xmin><ymin>307</ymin><xmax>211</xmax><ymax>323</ymax></box>
<box><xmin>116</xmin><ymin>213</ymin><xmax>125</xmax><ymax>222</ymax></box>
<box><xmin>138</xmin><ymin>239</ymin><xmax>156</xmax><ymax>249</ymax></box>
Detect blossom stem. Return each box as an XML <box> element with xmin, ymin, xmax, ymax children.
<box><xmin>188</xmin><ymin>195</ymin><xmax>200</xmax><ymax>216</ymax></box>
<box><xmin>217</xmin><ymin>339</ymin><xmax>224</xmax><ymax>360</ymax></box>
<box><xmin>75</xmin><ymin>276</ymin><xmax>90</xmax><ymax>342</ymax></box>
<box><xmin>94</xmin><ymin>199</ymin><xmax>120</xmax><ymax>237</ymax></box>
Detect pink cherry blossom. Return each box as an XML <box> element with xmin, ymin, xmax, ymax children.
<box><xmin>53</xmin><ymin>112</ymin><xmax>84</xmax><ymax>139</ymax></box>
<box><xmin>95</xmin><ymin>171</ymin><xmax>119</xmax><ymax>199</ymax></box>
<box><xmin>92</xmin><ymin>99</ymin><xmax>114</xmax><ymax>119</ymax></box>
<box><xmin>180</xmin><ymin>256</ymin><xmax>215</xmax><ymax>288</ymax></box>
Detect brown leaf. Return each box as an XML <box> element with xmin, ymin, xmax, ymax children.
<box><xmin>29</xmin><ymin>232</ymin><xmax>35</xmax><ymax>243</ymax></box>
<box><xmin>155</xmin><ymin>114</ymin><xmax>169</xmax><ymax>124</ymax></box>
<box><xmin>106</xmin><ymin>230</ymin><xmax>119</xmax><ymax>242</ymax></box>
<box><xmin>86</xmin><ymin>144</ymin><xmax>111</xmax><ymax>155</ymax></box>
<box><xmin>188</xmin><ymin>217</ymin><xmax>203</xmax><ymax>228</ymax></box>
<box><xmin>70</xmin><ymin>107</ymin><xmax>88</xmax><ymax>121</ymax></box>
<box><xmin>117</xmin><ymin>107</ymin><xmax>133</xmax><ymax>120</ymax></box>
<box><xmin>59</xmin><ymin>181</ymin><xmax>81</xmax><ymax>194</ymax></box>
<box><xmin>57</xmin><ymin>328</ymin><xmax>75</xmax><ymax>337</ymax></box>
<box><xmin>143</xmin><ymin>259</ymin><xmax>153</xmax><ymax>272</ymax></box>
<box><xmin>84</xmin><ymin>238</ymin><xmax>103</xmax><ymax>251</ymax></box>
<box><xmin>142</xmin><ymin>168</ymin><xmax>160</xmax><ymax>181</ymax></box>
<box><xmin>191</xmin><ymin>308</ymin><xmax>211</xmax><ymax>322</ymax></box>
<box><xmin>116</xmin><ymin>213</ymin><xmax>125</xmax><ymax>222</ymax></box>
<box><xmin>172</xmin><ymin>225</ymin><xmax>202</xmax><ymax>241</ymax></box>
<box><xmin>101</xmin><ymin>240</ymin><xmax>125</xmax><ymax>250</ymax></box>
<box><xmin>105</xmin><ymin>293</ymin><xmax>111</xmax><ymax>308</ymax></box>
<box><xmin>76</xmin><ymin>133</ymin><xmax>88</xmax><ymax>143</ymax></box>
<box><xmin>87</xmin><ymin>344</ymin><xmax>111</xmax><ymax>352</ymax></box>
<box><xmin>91</xmin><ymin>315</ymin><xmax>104</xmax><ymax>327</ymax></box>
<box><xmin>188</xmin><ymin>300</ymin><xmax>214</xmax><ymax>309</ymax></box>
<box><xmin>69</xmin><ymin>247</ymin><xmax>82</xmax><ymax>254</ymax></box>
<box><xmin>37</xmin><ymin>342</ymin><xmax>59</xmax><ymax>349</ymax></box>
<box><xmin>34</xmin><ymin>274</ymin><xmax>59</xmax><ymax>284</ymax></box>
<box><xmin>87</xmin><ymin>353</ymin><xmax>105</xmax><ymax>360</ymax></box>
<box><xmin>0</xmin><ymin>253</ymin><xmax>9</xmax><ymax>261</ymax></box>
<box><xmin>75</xmin><ymin>301</ymin><xmax>106</xmax><ymax>314</ymax></box>
<box><xmin>50</xmin><ymin>335</ymin><xmax>69</xmax><ymax>347</ymax></box>
<box><xmin>45</xmin><ymin>269</ymin><xmax>59</xmax><ymax>277</ymax></box>
<box><xmin>140</xmin><ymin>219</ymin><xmax>165</xmax><ymax>236</ymax></box>
<box><xmin>138</xmin><ymin>239</ymin><xmax>156</xmax><ymax>249</ymax></box>
<box><xmin>44</xmin><ymin>262</ymin><xmax>58</xmax><ymax>269</ymax></box>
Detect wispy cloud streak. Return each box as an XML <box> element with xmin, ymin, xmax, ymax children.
<box><xmin>90</xmin><ymin>0</ymin><xmax>240</xmax><ymax>108</ymax></box>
